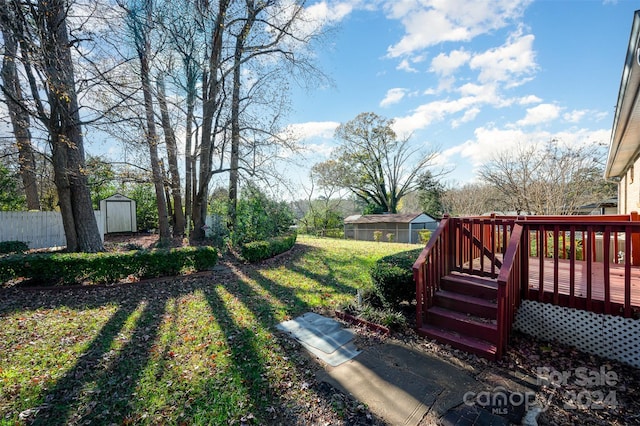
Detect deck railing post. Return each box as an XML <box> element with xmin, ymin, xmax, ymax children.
<box><xmin>631</xmin><ymin>211</ymin><xmax>640</xmax><ymax>266</ymax></box>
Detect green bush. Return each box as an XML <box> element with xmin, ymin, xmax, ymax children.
<box><xmin>0</xmin><ymin>241</ymin><xmax>29</xmax><ymax>254</ymax></box>
<box><xmin>231</xmin><ymin>184</ymin><xmax>294</xmax><ymax>246</ymax></box>
<box><xmin>370</xmin><ymin>248</ymin><xmax>422</xmax><ymax>308</ymax></box>
<box><xmin>0</xmin><ymin>246</ymin><xmax>218</xmax><ymax>286</ymax></box>
<box><xmin>240</xmin><ymin>233</ymin><xmax>297</xmax><ymax>263</ymax></box>
<box><xmin>418</xmin><ymin>230</ymin><xmax>432</xmax><ymax>244</ymax></box>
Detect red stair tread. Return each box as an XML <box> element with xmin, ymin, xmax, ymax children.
<box><xmin>417</xmin><ymin>324</ymin><xmax>497</xmax><ymax>360</ymax></box>
<box><xmin>427</xmin><ymin>306</ymin><xmax>498</xmax><ymax>343</ymax></box>
<box><xmin>436</xmin><ymin>290</ymin><xmax>496</xmax><ymax>306</ymax></box>
<box><xmin>428</xmin><ymin>306</ymin><xmax>497</xmax><ymax>330</ymax></box>
<box><xmin>446</xmin><ymin>271</ymin><xmax>498</xmax><ymax>288</ymax></box>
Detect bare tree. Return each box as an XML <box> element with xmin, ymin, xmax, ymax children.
<box><xmin>0</xmin><ymin>0</ymin><xmax>104</xmax><ymax>251</ymax></box>
<box><xmin>0</xmin><ymin>1</ymin><xmax>40</xmax><ymax>210</ymax></box>
<box><xmin>314</xmin><ymin>112</ymin><xmax>441</xmax><ymax>214</ymax></box>
<box><xmin>191</xmin><ymin>0</ymin><xmax>231</xmax><ymax>241</ymax></box>
<box><xmin>479</xmin><ymin>140</ymin><xmax>616</xmax><ymax>215</ymax></box>
<box><xmin>156</xmin><ymin>74</ymin><xmax>185</xmax><ymax>236</ymax></box>
<box><xmin>120</xmin><ymin>0</ymin><xmax>171</xmax><ymax>243</ymax></box>
<box><xmin>442</xmin><ymin>182</ymin><xmax>507</xmax><ymax>216</ymax></box>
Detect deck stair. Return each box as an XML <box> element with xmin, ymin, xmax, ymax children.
<box><xmin>416</xmin><ymin>271</ymin><xmax>499</xmax><ymax>360</ymax></box>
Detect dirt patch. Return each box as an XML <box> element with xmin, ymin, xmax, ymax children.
<box><xmin>103</xmin><ymin>233</ymin><xmax>186</xmax><ymax>251</ymax></box>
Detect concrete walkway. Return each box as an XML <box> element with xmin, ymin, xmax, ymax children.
<box><xmin>278</xmin><ymin>313</ymin><xmax>540</xmax><ymax>425</ymax></box>
<box><xmin>316</xmin><ymin>340</ymin><xmax>538</xmax><ymax>425</ymax></box>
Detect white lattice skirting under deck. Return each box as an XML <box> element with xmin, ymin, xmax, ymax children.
<box><xmin>514</xmin><ymin>300</ymin><xmax>640</xmax><ymax>369</ymax></box>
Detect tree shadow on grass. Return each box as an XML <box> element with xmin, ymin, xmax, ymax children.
<box><xmin>0</xmin><ymin>242</ymin><xmax>379</xmax><ymax>425</ymax></box>
<box><xmin>29</xmin><ymin>288</ymin><xmax>170</xmax><ymax>425</ymax></box>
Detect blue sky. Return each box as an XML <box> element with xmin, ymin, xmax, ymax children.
<box><xmin>283</xmin><ymin>0</ymin><xmax>639</xmax><ymax>194</ymax></box>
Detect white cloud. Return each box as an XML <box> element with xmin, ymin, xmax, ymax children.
<box><xmin>440</xmin><ymin>126</ymin><xmax>610</xmax><ymax>174</ymax></box>
<box><xmin>290</xmin><ymin>0</ymin><xmax>360</xmax><ymax>41</ymax></box>
<box><xmin>563</xmin><ymin>109</ymin><xmax>608</xmax><ymax>124</ymax></box>
<box><xmin>518</xmin><ymin>95</ymin><xmax>542</xmax><ymax>105</ymax></box>
<box><xmin>563</xmin><ymin>109</ymin><xmax>587</xmax><ymax>123</ymax></box>
<box><xmin>516</xmin><ymin>103</ymin><xmax>561</xmax><ymax>126</ymax></box>
<box><xmin>469</xmin><ymin>30</ymin><xmax>537</xmax><ymax>85</ymax></box>
<box><xmin>303</xmin><ymin>142</ymin><xmax>335</xmax><ymax>158</ymax></box>
<box><xmin>304</xmin><ymin>1</ymin><xmax>355</xmax><ymax>24</ymax></box>
<box><xmin>452</xmin><ymin>107</ymin><xmax>481</xmax><ymax>128</ymax></box>
<box><xmin>380</xmin><ymin>88</ymin><xmax>408</xmax><ymax>107</ymax></box>
<box><xmin>392</xmin><ymin>96</ymin><xmax>480</xmax><ymax>135</ymax></box>
<box><xmin>430</xmin><ymin>49</ymin><xmax>471</xmax><ymax>76</ymax></box>
<box><xmin>286</xmin><ymin>121</ymin><xmax>340</xmax><ymax>140</ymax></box>
<box><xmin>396</xmin><ymin>58</ymin><xmax>418</xmax><ymax>72</ymax></box>
<box><xmin>385</xmin><ymin>0</ymin><xmax>532</xmax><ymax>58</ymax></box>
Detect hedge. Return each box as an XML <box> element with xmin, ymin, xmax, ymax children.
<box><xmin>0</xmin><ymin>241</ymin><xmax>29</xmax><ymax>255</ymax></box>
<box><xmin>0</xmin><ymin>246</ymin><xmax>219</xmax><ymax>286</ymax></box>
<box><xmin>240</xmin><ymin>233</ymin><xmax>297</xmax><ymax>263</ymax></box>
<box><xmin>369</xmin><ymin>248</ymin><xmax>423</xmax><ymax>308</ymax></box>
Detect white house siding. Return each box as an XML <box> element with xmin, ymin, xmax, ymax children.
<box><xmin>620</xmin><ymin>161</ymin><xmax>640</xmax><ymax>215</ymax></box>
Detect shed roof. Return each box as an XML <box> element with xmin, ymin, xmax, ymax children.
<box><xmin>343</xmin><ymin>213</ymin><xmax>436</xmax><ymax>224</ymax></box>
<box><xmin>606</xmin><ymin>9</ymin><xmax>640</xmax><ymax>179</ymax></box>
<box><xmin>102</xmin><ymin>193</ymin><xmax>134</xmax><ymax>202</ymax></box>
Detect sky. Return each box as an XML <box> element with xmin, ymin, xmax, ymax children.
<box><xmin>280</xmin><ymin>0</ymin><xmax>640</xmax><ymax>196</ymax></box>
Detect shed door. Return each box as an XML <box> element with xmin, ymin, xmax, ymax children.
<box><xmin>106</xmin><ymin>201</ymin><xmax>132</xmax><ymax>233</ymax></box>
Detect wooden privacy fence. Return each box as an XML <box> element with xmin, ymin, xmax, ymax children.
<box><xmin>0</xmin><ymin>211</ymin><xmax>103</xmax><ymax>249</ymax></box>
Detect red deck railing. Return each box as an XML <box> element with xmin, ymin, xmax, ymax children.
<box><xmin>413</xmin><ymin>216</ymin><xmax>452</xmax><ymax>329</ymax></box>
<box><xmin>413</xmin><ymin>212</ymin><xmax>640</xmax><ymax>357</ymax></box>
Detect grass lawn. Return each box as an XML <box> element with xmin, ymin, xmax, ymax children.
<box><xmin>0</xmin><ymin>236</ymin><xmax>422</xmax><ymax>425</ymax></box>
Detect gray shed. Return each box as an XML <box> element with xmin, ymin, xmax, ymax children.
<box><xmin>343</xmin><ymin>213</ymin><xmax>438</xmax><ymax>244</ymax></box>
<box><xmin>100</xmin><ymin>193</ymin><xmax>137</xmax><ymax>233</ymax></box>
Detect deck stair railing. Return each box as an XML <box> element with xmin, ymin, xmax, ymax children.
<box><xmin>413</xmin><ymin>215</ymin><xmax>452</xmax><ymax>329</ymax></box>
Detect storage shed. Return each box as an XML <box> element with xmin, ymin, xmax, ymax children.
<box><xmin>100</xmin><ymin>193</ymin><xmax>137</xmax><ymax>234</ymax></box>
<box><xmin>343</xmin><ymin>213</ymin><xmax>438</xmax><ymax>244</ymax></box>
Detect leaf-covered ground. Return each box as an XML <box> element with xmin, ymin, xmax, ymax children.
<box><xmin>0</xmin><ymin>236</ymin><xmax>416</xmax><ymax>425</ymax></box>
<box><xmin>1</xmin><ymin>235</ymin><xmax>639</xmax><ymax>425</ymax></box>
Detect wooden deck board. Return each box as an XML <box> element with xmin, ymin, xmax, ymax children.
<box><xmin>467</xmin><ymin>255</ymin><xmax>640</xmax><ymax>314</ymax></box>
<box><xmin>526</xmin><ymin>257</ymin><xmax>640</xmax><ymax>310</ymax></box>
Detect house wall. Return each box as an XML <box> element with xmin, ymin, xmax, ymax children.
<box><xmin>620</xmin><ymin>159</ymin><xmax>640</xmax><ymax>214</ymax></box>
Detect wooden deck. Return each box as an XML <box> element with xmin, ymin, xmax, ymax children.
<box><xmin>467</xmin><ymin>255</ymin><xmax>640</xmax><ymax>316</ymax></box>
<box><xmin>526</xmin><ymin>257</ymin><xmax>640</xmax><ymax>316</ymax></box>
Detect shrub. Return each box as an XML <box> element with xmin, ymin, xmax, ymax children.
<box><xmin>386</xmin><ymin>233</ymin><xmax>395</xmax><ymax>243</ymax></box>
<box><xmin>231</xmin><ymin>184</ymin><xmax>294</xmax><ymax>246</ymax></box>
<box><xmin>0</xmin><ymin>241</ymin><xmax>29</xmax><ymax>254</ymax></box>
<box><xmin>0</xmin><ymin>246</ymin><xmax>218</xmax><ymax>286</ymax></box>
<box><xmin>373</xmin><ymin>231</ymin><xmax>382</xmax><ymax>243</ymax></box>
<box><xmin>369</xmin><ymin>248</ymin><xmax>423</xmax><ymax>308</ymax></box>
<box><xmin>240</xmin><ymin>233</ymin><xmax>297</xmax><ymax>263</ymax></box>
<box><xmin>359</xmin><ymin>306</ymin><xmax>407</xmax><ymax>330</ymax></box>
<box><xmin>418</xmin><ymin>230</ymin><xmax>432</xmax><ymax>244</ymax></box>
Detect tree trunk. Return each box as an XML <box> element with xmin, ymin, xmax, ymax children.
<box><xmin>228</xmin><ymin>0</ymin><xmax>257</xmax><ymax>232</ymax></box>
<box><xmin>156</xmin><ymin>76</ymin><xmax>185</xmax><ymax>237</ymax></box>
<box><xmin>40</xmin><ymin>0</ymin><xmax>103</xmax><ymax>252</ymax></box>
<box><xmin>0</xmin><ymin>2</ymin><xmax>40</xmax><ymax>210</ymax></box>
<box><xmin>227</xmin><ymin>46</ymin><xmax>242</xmax><ymax>231</ymax></box>
<box><xmin>184</xmin><ymin>79</ymin><xmax>195</xmax><ymax>229</ymax></box>
<box><xmin>192</xmin><ymin>0</ymin><xmax>229</xmax><ymax>241</ymax></box>
<box><xmin>139</xmin><ymin>45</ymin><xmax>171</xmax><ymax>244</ymax></box>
